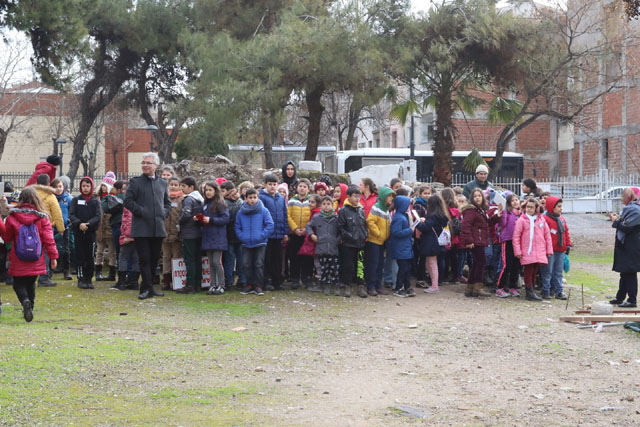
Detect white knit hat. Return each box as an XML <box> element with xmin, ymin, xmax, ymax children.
<box><xmin>476</xmin><ymin>164</ymin><xmax>489</xmax><ymax>174</ymax></box>
<box><xmin>101</xmin><ymin>171</ymin><xmax>116</xmax><ymax>193</ymax></box>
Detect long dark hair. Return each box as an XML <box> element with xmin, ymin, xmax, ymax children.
<box><xmin>360</xmin><ymin>178</ymin><xmax>377</xmax><ymax>194</ymax></box>
<box><xmin>440</xmin><ymin>188</ymin><xmax>458</xmax><ymax>209</ymax></box>
<box><xmin>426</xmin><ymin>194</ymin><xmax>450</xmax><ymax>220</ymax></box>
<box><xmin>505</xmin><ymin>193</ymin><xmax>519</xmax><ymax>213</ymax></box>
<box><xmin>470</xmin><ymin>189</ymin><xmax>488</xmax><ymax>210</ymax></box>
<box><xmin>203</xmin><ymin>182</ymin><xmax>226</xmax><ymax>213</ymax></box>
<box><xmin>16</xmin><ymin>187</ymin><xmax>45</xmax><ymax>214</ymax></box>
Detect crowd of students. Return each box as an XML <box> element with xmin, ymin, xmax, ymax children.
<box><xmin>1</xmin><ymin>155</ymin><xmax>639</xmax><ymax>323</ymax></box>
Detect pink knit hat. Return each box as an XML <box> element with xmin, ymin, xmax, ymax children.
<box><xmin>101</xmin><ymin>171</ymin><xmax>116</xmax><ymax>193</ymax></box>
<box><xmin>277</xmin><ymin>182</ymin><xmax>289</xmax><ymax>198</ymax></box>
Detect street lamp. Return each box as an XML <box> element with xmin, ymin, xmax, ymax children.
<box><xmin>146</xmin><ymin>124</ymin><xmax>158</xmax><ymax>152</ymax></box>
<box><xmin>52</xmin><ymin>137</ymin><xmax>67</xmax><ymax>175</ymax></box>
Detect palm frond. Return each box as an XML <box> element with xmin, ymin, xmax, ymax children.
<box><xmin>390</xmin><ymin>98</ymin><xmax>421</xmax><ymax>126</ymax></box>
<box><xmin>487</xmin><ymin>96</ymin><xmax>523</xmax><ymax>125</ymax></box>
<box><xmin>462</xmin><ymin>146</ymin><xmax>489</xmax><ymax>173</ymax></box>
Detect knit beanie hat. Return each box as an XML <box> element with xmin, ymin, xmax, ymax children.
<box><xmin>476</xmin><ymin>164</ymin><xmax>489</xmax><ymax>174</ymax></box>
<box><xmin>277</xmin><ymin>182</ymin><xmax>289</xmax><ymax>198</ymax></box>
<box><xmin>314</xmin><ymin>182</ymin><xmax>328</xmax><ymax>192</ymax></box>
<box><xmin>46</xmin><ymin>155</ymin><xmax>62</xmax><ymax>166</ymax></box>
<box><xmin>101</xmin><ymin>171</ymin><xmax>116</xmax><ymax>193</ymax></box>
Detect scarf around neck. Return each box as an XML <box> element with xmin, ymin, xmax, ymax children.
<box><xmin>544</xmin><ymin>211</ymin><xmax>565</xmax><ymax>247</ymax></box>
<box><xmin>320</xmin><ymin>209</ymin><xmax>334</xmax><ymax>219</ymax></box>
<box><xmin>525</xmin><ymin>213</ymin><xmax>537</xmax><ymax>255</ymax></box>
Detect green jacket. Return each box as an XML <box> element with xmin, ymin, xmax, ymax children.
<box><xmin>101</xmin><ymin>193</ymin><xmax>125</xmax><ymax>227</ymax></box>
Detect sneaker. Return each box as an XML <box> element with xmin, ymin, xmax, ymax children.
<box><xmin>255</xmin><ymin>287</ymin><xmax>264</xmax><ymax>296</ymax></box>
<box><xmin>22</xmin><ymin>300</ymin><xmax>33</xmax><ymax>323</ymax></box>
<box><xmin>240</xmin><ymin>285</ymin><xmax>254</xmax><ymax>295</ymax></box>
<box><xmin>367</xmin><ymin>289</ymin><xmax>378</xmax><ymax>297</ymax></box>
<box><xmin>405</xmin><ymin>288</ymin><xmax>416</xmax><ymax>297</ymax></box>
<box><xmin>424</xmin><ymin>286</ymin><xmax>440</xmax><ymax>294</ymax></box>
<box><xmin>496</xmin><ymin>288</ymin><xmax>510</xmax><ymax>298</ymax></box>
<box><xmin>415</xmin><ymin>280</ymin><xmax>427</xmax><ymax>288</ymax></box>
<box><xmin>509</xmin><ymin>288</ymin><xmax>520</xmax><ymax>297</ymax></box>
<box><xmin>393</xmin><ymin>289</ymin><xmax>408</xmax><ymax>298</ymax></box>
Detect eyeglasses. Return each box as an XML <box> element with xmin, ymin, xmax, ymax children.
<box><xmin>141</xmin><ymin>161</ymin><xmax>155</xmax><ymax>165</ymax></box>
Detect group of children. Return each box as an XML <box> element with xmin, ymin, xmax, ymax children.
<box><xmin>0</xmin><ymin>158</ymin><xmax>576</xmax><ymax>323</ymax></box>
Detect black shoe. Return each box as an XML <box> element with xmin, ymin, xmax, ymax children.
<box><xmin>150</xmin><ymin>289</ymin><xmax>164</xmax><ymax>297</ymax></box>
<box><xmin>175</xmin><ymin>286</ymin><xmax>194</xmax><ymax>294</ymax></box>
<box><xmin>610</xmin><ymin>299</ymin><xmax>623</xmax><ymax>305</ymax></box>
<box><xmin>525</xmin><ymin>289</ymin><xmax>542</xmax><ymax>301</ymax></box>
<box><xmin>541</xmin><ymin>291</ymin><xmax>552</xmax><ymax>300</ymax></box>
<box><xmin>138</xmin><ymin>290</ymin><xmax>152</xmax><ymax>300</ymax></box>
<box><xmin>265</xmin><ymin>284</ymin><xmax>275</xmax><ymax>292</ymax></box>
<box><xmin>77</xmin><ymin>280</ymin><xmax>87</xmax><ymax>289</ymax></box>
<box><xmin>38</xmin><ymin>278</ymin><xmax>57</xmax><ymax>287</ymax></box>
<box><xmin>618</xmin><ymin>301</ymin><xmax>637</xmax><ymax>308</ymax></box>
<box><xmin>405</xmin><ymin>288</ymin><xmax>416</xmax><ymax>297</ymax></box>
<box><xmin>95</xmin><ymin>265</ymin><xmax>104</xmax><ymax>281</ymax></box>
<box><xmin>22</xmin><ymin>300</ymin><xmax>33</xmax><ymax>322</ymax></box>
<box><xmin>291</xmin><ymin>280</ymin><xmax>302</xmax><ymax>290</ymax></box>
<box><xmin>555</xmin><ymin>293</ymin><xmax>567</xmax><ymax>300</ymax></box>
<box><xmin>255</xmin><ymin>287</ymin><xmax>264</xmax><ymax>296</ymax></box>
<box><xmin>63</xmin><ymin>269</ymin><xmax>73</xmax><ymax>280</ymax></box>
<box><xmin>85</xmin><ymin>281</ymin><xmax>94</xmax><ymax>289</ymax></box>
<box><xmin>240</xmin><ymin>285</ymin><xmax>254</xmax><ymax>295</ymax></box>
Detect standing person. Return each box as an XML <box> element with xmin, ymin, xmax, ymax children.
<box><xmin>333</xmin><ymin>183</ymin><xmax>347</xmax><ymax>211</ymax></box>
<box><xmin>337</xmin><ymin>185</ymin><xmax>367</xmax><ymax>298</ymax></box>
<box><xmin>389</xmin><ymin>195</ymin><xmax>416</xmax><ymax>298</ymax></box>
<box><xmin>102</xmin><ymin>180</ymin><xmax>125</xmax><ymax>282</ymax></box>
<box><xmin>160</xmin><ymin>166</ymin><xmax>175</xmax><ymax>181</ymax></box>
<box><xmin>287</xmin><ymin>179</ymin><xmax>312</xmax><ymax>289</ymax></box>
<box><xmin>416</xmin><ymin>194</ymin><xmax>450</xmax><ymax>294</ymax></box>
<box><xmin>521</xmin><ymin>178</ymin><xmax>542</xmax><ymax>199</ymax></box>
<box><xmin>200</xmin><ymin>182</ymin><xmax>230</xmax><ymax>295</ymax></box>
<box><xmin>220</xmin><ymin>181</ymin><xmax>245</xmax><ymax>289</ymax></box>
<box><xmin>496</xmin><ymin>194</ymin><xmax>522</xmax><ymax>297</ymax></box>
<box><xmin>610</xmin><ymin>188</ymin><xmax>640</xmax><ymax>308</ymax></box>
<box><xmin>0</xmin><ymin>188</ymin><xmax>58</xmax><ymax>322</ymax></box>
<box><xmin>160</xmin><ymin>177</ymin><xmax>184</xmax><ymax>290</ymax></box>
<box><xmin>460</xmin><ymin>189</ymin><xmax>501</xmax><ymax>297</ymax></box>
<box><xmin>235</xmin><ymin>188</ymin><xmax>274</xmax><ymax>296</ymax></box>
<box><xmin>26</xmin><ymin>155</ymin><xmax>61</xmax><ymax>187</ymax></box>
<box><xmin>541</xmin><ymin>196</ymin><xmax>571</xmax><ymax>299</ymax></box>
<box><xmin>306</xmin><ymin>196</ymin><xmax>340</xmax><ymax>296</ymax></box>
<box><xmin>69</xmin><ymin>177</ymin><xmax>102</xmax><ymax>289</ymax></box>
<box><xmin>463</xmin><ymin>164</ymin><xmax>493</xmax><ymax>199</ymax></box>
<box><xmin>513</xmin><ymin>198</ymin><xmax>553</xmax><ymax>302</ymax></box>
<box><xmin>259</xmin><ymin>174</ymin><xmax>288</xmax><ymax>291</ymax></box>
<box><xmin>281</xmin><ymin>161</ymin><xmax>299</xmax><ymax>196</ymax></box>
<box><xmin>32</xmin><ymin>174</ymin><xmax>65</xmax><ymax>287</ymax></box>
<box><xmin>51</xmin><ymin>178</ymin><xmax>73</xmax><ymax>280</ymax></box>
<box><xmin>177</xmin><ymin>176</ymin><xmax>204</xmax><ymax>294</ymax></box>
<box><xmin>359</xmin><ymin>178</ymin><xmax>378</xmax><ymax>218</ymax></box>
<box><xmin>441</xmin><ymin>188</ymin><xmax>462</xmax><ymax>284</ymax></box>
<box><xmin>412</xmin><ymin>185</ymin><xmax>431</xmax><ymax>287</ymax></box>
<box><xmin>364</xmin><ymin>186</ymin><xmax>395</xmax><ymax>296</ymax></box>
<box><xmin>95</xmin><ymin>173</ymin><xmax>117</xmax><ymax>282</ymax></box>
<box><xmin>112</xmin><ymin>207</ymin><xmax>140</xmax><ymax>291</ymax></box>
<box><xmin>123</xmin><ymin>153</ymin><xmax>171</xmax><ymax>300</ymax></box>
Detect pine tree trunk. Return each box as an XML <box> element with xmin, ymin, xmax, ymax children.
<box><xmin>433</xmin><ymin>97</ymin><xmax>454</xmax><ymax>186</ymax></box>
<box><xmin>304</xmin><ymin>84</ymin><xmax>325</xmax><ymax>161</ymax></box>
<box><xmin>344</xmin><ymin>105</ymin><xmax>362</xmax><ymax>151</ymax></box>
<box><xmin>261</xmin><ymin>111</ymin><xmax>275</xmax><ymax>169</ymax></box>
<box><xmin>0</xmin><ymin>128</ymin><xmax>7</xmax><ymax>162</ymax></box>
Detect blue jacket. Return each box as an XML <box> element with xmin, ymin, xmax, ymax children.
<box><xmin>417</xmin><ymin>214</ymin><xmax>449</xmax><ymax>256</ymax></box>
<box><xmin>55</xmin><ymin>192</ymin><xmax>73</xmax><ymax>227</ymax></box>
<box><xmin>234</xmin><ymin>200</ymin><xmax>274</xmax><ymax>248</ymax></box>
<box><xmin>259</xmin><ymin>188</ymin><xmax>288</xmax><ymax>239</ymax></box>
<box><xmin>201</xmin><ymin>201</ymin><xmax>230</xmax><ymax>251</ymax></box>
<box><xmin>389</xmin><ymin>196</ymin><xmax>413</xmax><ymax>260</ymax></box>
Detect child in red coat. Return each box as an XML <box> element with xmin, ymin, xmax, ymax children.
<box><xmin>540</xmin><ymin>196</ymin><xmax>572</xmax><ymax>299</ymax></box>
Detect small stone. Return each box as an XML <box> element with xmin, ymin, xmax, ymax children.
<box><xmin>275</xmin><ymin>378</ymin><xmax>282</xmax><ymax>382</ymax></box>
<box><xmin>254</xmin><ymin>367</ymin><xmax>265</xmax><ymax>372</ymax></box>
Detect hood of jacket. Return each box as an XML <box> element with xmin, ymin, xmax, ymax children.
<box><xmin>10</xmin><ymin>205</ymin><xmax>48</xmax><ymax>225</ymax></box>
<box><xmin>375</xmin><ymin>186</ymin><xmax>395</xmax><ymax>212</ymax></box>
<box><xmin>459</xmin><ymin>203</ymin><xmax>477</xmax><ymax>213</ymax></box>
<box><xmin>187</xmin><ymin>190</ymin><xmax>204</xmax><ymax>204</ymax></box>
<box><xmin>545</xmin><ymin>195</ymin><xmax>562</xmax><ymax>213</ymax></box>
<box><xmin>337</xmin><ymin>183</ymin><xmax>348</xmax><ymax>208</ymax></box>
<box><xmin>80</xmin><ymin>176</ymin><xmax>95</xmax><ymax>195</ymax></box>
<box><xmin>281</xmin><ymin>161</ymin><xmax>297</xmax><ymax>185</ymax></box>
<box><xmin>393</xmin><ymin>195</ymin><xmax>411</xmax><ymax>214</ymax></box>
<box><xmin>32</xmin><ymin>184</ymin><xmax>56</xmax><ymax>195</ymax></box>
<box><xmin>241</xmin><ymin>199</ymin><xmax>264</xmax><ymax>215</ymax></box>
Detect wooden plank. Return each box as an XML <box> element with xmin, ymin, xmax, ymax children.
<box><xmin>574</xmin><ymin>310</ymin><xmax>640</xmax><ymax>314</ymax></box>
<box><xmin>560</xmin><ymin>315</ymin><xmax>640</xmax><ymax>323</ymax></box>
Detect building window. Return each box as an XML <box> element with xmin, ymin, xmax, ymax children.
<box><xmin>391</xmin><ymin>130</ymin><xmax>397</xmax><ymax>148</ymax></box>
<box><xmin>601</xmin><ymin>138</ymin><xmax>609</xmax><ymax>169</ymax></box>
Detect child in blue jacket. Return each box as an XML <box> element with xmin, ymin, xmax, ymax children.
<box><xmin>258</xmin><ymin>174</ymin><xmax>288</xmax><ymax>290</ymax></box>
<box><xmin>235</xmin><ymin>188</ymin><xmax>274</xmax><ymax>295</ymax></box>
<box><xmin>389</xmin><ymin>196</ymin><xmax>416</xmax><ymax>297</ymax></box>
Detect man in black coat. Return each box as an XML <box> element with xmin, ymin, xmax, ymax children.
<box><xmin>124</xmin><ymin>153</ymin><xmax>171</xmax><ymax>299</ymax></box>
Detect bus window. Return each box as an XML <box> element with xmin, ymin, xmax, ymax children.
<box><xmin>345</xmin><ymin>156</ymin><xmax>363</xmax><ymax>173</ymax></box>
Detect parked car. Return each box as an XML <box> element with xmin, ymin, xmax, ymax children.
<box><xmin>578</xmin><ymin>186</ymin><xmax>627</xmax><ymax>200</ymax></box>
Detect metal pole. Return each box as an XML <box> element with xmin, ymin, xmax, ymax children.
<box><xmin>409</xmin><ymin>85</ymin><xmax>415</xmax><ymax>160</ymax></box>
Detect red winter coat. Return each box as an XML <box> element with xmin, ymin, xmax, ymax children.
<box><xmin>543</xmin><ymin>196</ymin><xmax>572</xmax><ymax>252</ymax></box>
<box><xmin>0</xmin><ymin>204</ymin><xmax>58</xmax><ymax>277</ymax></box>
<box><xmin>26</xmin><ymin>161</ymin><xmax>57</xmax><ymax>187</ymax></box>
<box><xmin>360</xmin><ymin>192</ymin><xmax>378</xmax><ymax>219</ymax></box>
<box><xmin>460</xmin><ymin>204</ymin><xmax>500</xmax><ymax>247</ymax></box>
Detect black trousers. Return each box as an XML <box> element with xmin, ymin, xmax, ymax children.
<box><xmin>13</xmin><ymin>275</ymin><xmax>37</xmax><ymax>305</ymax></box>
<box><xmin>135</xmin><ymin>237</ymin><xmax>163</xmax><ymax>293</ymax></box>
<box><xmin>287</xmin><ymin>234</ymin><xmax>313</xmax><ymax>282</ymax></box>
<box><xmin>340</xmin><ymin>246</ymin><xmax>360</xmax><ymax>286</ymax></box>
<box><xmin>265</xmin><ymin>238</ymin><xmax>283</xmax><ymax>288</ymax></box>
<box><xmin>617</xmin><ymin>272</ymin><xmax>638</xmax><ymax>304</ymax></box>
<box><xmin>498</xmin><ymin>241</ymin><xmax>520</xmax><ymax>290</ymax></box>
<box><xmin>74</xmin><ymin>230</ymin><xmax>96</xmax><ymax>281</ymax></box>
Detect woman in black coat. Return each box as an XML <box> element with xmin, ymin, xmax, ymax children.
<box><xmin>610</xmin><ymin>188</ymin><xmax>640</xmax><ymax>308</ymax></box>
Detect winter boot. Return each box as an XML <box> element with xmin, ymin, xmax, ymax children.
<box><xmin>125</xmin><ymin>272</ymin><xmax>140</xmax><ymax>290</ymax></box>
<box><xmin>162</xmin><ymin>273</ymin><xmax>172</xmax><ymax>291</ymax></box>
<box><xmin>77</xmin><ymin>267</ymin><xmax>87</xmax><ymax>289</ymax></box>
<box><xmin>63</xmin><ymin>268</ymin><xmax>73</xmax><ymax>281</ymax></box>
<box><xmin>473</xmin><ymin>282</ymin><xmax>491</xmax><ymax>297</ymax></box>
<box><xmin>334</xmin><ymin>284</ymin><xmax>341</xmax><ymax>297</ymax></box>
<box><xmin>95</xmin><ymin>265</ymin><xmax>104</xmax><ymax>281</ymax></box>
<box><xmin>525</xmin><ymin>288</ymin><xmax>542</xmax><ymax>302</ymax></box>
<box><xmin>323</xmin><ymin>283</ymin><xmax>331</xmax><ymax>296</ymax></box>
<box><xmin>111</xmin><ymin>271</ymin><xmax>127</xmax><ymax>290</ymax></box>
<box><xmin>343</xmin><ymin>284</ymin><xmax>351</xmax><ymax>298</ymax></box>
<box><xmin>464</xmin><ymin>283</ymin><xmax>475</xmax><ymax>297</ymax></box>
<box><xmin>358</xmin><ymin>284</ymin><xmax>368</xmax><ymax>298</ymax></box>
<box><xmin>106</xmin><ymin>266</ymin><xmax>116</xmax><ymax>282</ymax></box>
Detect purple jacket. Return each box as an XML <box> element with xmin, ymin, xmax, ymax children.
<box><xmin>498</xmin><ymin>210</ymin><xmax>521</xmax><ymax>243</ymax></box>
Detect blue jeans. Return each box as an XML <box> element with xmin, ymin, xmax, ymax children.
<box><xmin>365</xmin><ymin>242</ymin><xmax>385</xmax><ymax>291</ymax></box>
<box><xmin>223</xmin><ymin>243</ymin><xmax>246</xmax><ymax>286</ymax></box>
<box><xmin>383</xmin><ymin>250</ymin><xmax>398</xmax><ymax>284</ymax></box>
<box><xmin>396</xmin><ymin>258</ymin><xmax>412</xmax><ymax>291</ymax></box>
<box><xmin>540</xmin><ymin>251</ymin><xmax>565</xmax><ymax>294</ymax></box>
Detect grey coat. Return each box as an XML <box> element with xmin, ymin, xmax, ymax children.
<box><xmin>123</xmin><ymin>174</ymin><xmax>171</xmax><ymax>238</ymax></box>
<box><xmin>178</xmin><ymin>193</ymin><xmax>204</xmax><ymax>239</ymax></box>
<box><xmin>305</xmin><ymin>213</ymin><xmax>339</xmax><ymax>256</ymax></box>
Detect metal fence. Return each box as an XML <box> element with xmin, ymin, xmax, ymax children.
<box><xmin>0</xmin><ymin>172</ymin><xmax>131</xmax><ymax>193</ymax></box>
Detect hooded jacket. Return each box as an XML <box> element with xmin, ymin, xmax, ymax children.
<box><xmin>388</xmin><ymin>196</ymin><xmax>413</xmax><ymax>260</ymax></box>
<box><xmin>163</xmin><ymin>191</ymin><xmax>184</xmax><ymax>243</ymax></box>
<box><xmin>234</xmin><ymin>200</ymin><xmax>274</xmax><ymax>248</ymax></box>
<box><xmin>69</xmin><ymin>177</ymin><xmax>102</xmax><ymax>232</ymax></box>
<box><xmin>178</xmin><ymin>191</ymin><xmax>204</xmax><ymax>239</ymax></box>
<box><xmin>416</xmin><ymin>213</ymin><xmax>449</xmax><ymax>257</ymax></box>
<box><xmin>460</xmin><ymin>203</ymin><xmax>500</xmax><ymax>247</ymax></box>
<box><xmin>0</xmin><ymin>204</ymin><xmax>59</xmax><ymax>277</ymax></box>
<box><xmin>543</xmin><ymin>196</ymin><xmax>572</xmax><ymax>252</ymax></box>
<box><xmin>337</xmin><ymin>199</ymin><xmax>367</xmax><ymax>248</ymax></box>
<box><xmin>281</xmin><ymin>161</ymin><xmax>299</xmax><ymax>195</ymax></box>
<box><xmin>613</xmin><ymin>201</ymin><xmax>640</xmax><ymax>273</ymax></box>
<box><xmin>201</xmin><ymin>200</ymin><xmax>230</xmax><ymax>251</ymax></box>
<box><xmin>513</xmin><ymin>213</ymin><xmax>553</xmax><ymax>266</ymax></box>
<box><xmin>333</xmin><ymin>183</ymin><xmax>348</xmax><ymax>211</ymax></box>
<box><xmin>55</xmin><ymin>191</ymin><xmax>73</xmax><ymax>227</ymax></box>
<box><xmin>259</xmin><ymin>188</ymin><xmax>288</xmax><ymax>239</ymax></box>
<box><xmin>26</xmin><ymin>161</ymin><xmax>57</xmax><ymax>187</ymax></box>
<box><xmin>498</xmin><ymin>209</ymin><xmax>521</xmax><ymax>243</ymax></box>
<box><xmin>96</xmin><ymin>194</ymin><xmax>113</xmax><ymax>242</ymax></box>
<box><xmin>360</xmin><ymin>191</ymin><xmax>378</xmax><ymax>218</ymax></box>
<box><xmin>287</xmin><ymin>194</ymin><xmax>311</xmax><ymax>233</ymax></box>
<box><xmin>224</xmin><ymin>197</ymin><xmax>242</xmax><ymax>244</ymax></box>
<box><xmin>32</xmin><ymin>184</ymin><xmax>65</xmax><ymax>233</ymax></box>
<box><xmin>366</xmin><ymin>186</ymin><xmax>394</xmax><ymax>245</ymax></box>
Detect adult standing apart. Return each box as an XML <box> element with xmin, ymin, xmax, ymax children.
<box><xmin>463</xmin><ymin>164</ymin><xmax>493</xmax><ymax>200</ymax></box>
<box><xmin>359</xmin><ymin>178</ymin><xmax>378</xmax><ymax>218</ymax></box>
<box><xmin>124</xmin><ymin>152</ymin><xmax>171</xmax><ymax>300</ymax></box>
<box><xmin>281</xmin><ymin>161</ymin><xmax>299</xmax><ymax>196</ymax></box>
<box><xmin>610</xmin><ymin>188</ymin><xmax>640</xmax><ymax>308</ymax></box>
<box><xmin>521</xmin><ymin>178</ymin><xmax>543</xmax><ymax>199</ymax></box>
<box><xmin>26</xmin><ymin>155</ymin><xmax>61</xmax><ymax>187</ymax></box>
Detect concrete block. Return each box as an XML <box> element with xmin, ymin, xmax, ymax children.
<box><xmin>298</xmin><ymin>160</ymin><xmax>322</xmax><ymax>171</ymax></box>
<box><xmin>349</xmin><ymin>164</ymin><xmax>400</xmax><ymax>188</ymax></box>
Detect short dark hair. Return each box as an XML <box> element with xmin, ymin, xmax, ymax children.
<box><xmin>50</xmin><ymin>178</ymin><xmax>62</xmax><ymax>189</ymax></box>
<box><xmin>245</xmin><ymin>188</ymin><xmax>258</xmax><ymax>197</ymax></box>
<box><xmin>310</xmin><ymin>194</ymin><xmax>322</xmax><ymax>205</ymax></box>
<box><xmin>180</xmin><ymin>176</ymin><xmax>197</xmax><ymax>188</ymax></box>
<box><xmin>220</xmin><ymin>181</ymin><xmax>235</xmax><ymax>191</ymax></box>
<box><xmin>390</xmin><ymin>178</ymin><xmax>402</xmax><ymax>187</ymax></box>
<box><xmin>264</xmin><ymin>173</ymin><xmax>278</xmax><ymax>184</ymax></box>
<box><xmin>395</xmin><ymin>187</ymin><xmax>409</xmax><ymax>196</ymax></box>
<box><xmin>114</xmin><ymin>180</ymin><xmax>125</xmax><ymax>190</ymax></box>
<box><xmin>346</xmin><ymin>185</ymin><xmax>361</xmax><ymax>196</ymax></box>
<box><xmin>168</xmin><ymin>177</ymin><xmax>180</xmax><ymax>184</ymax></box>
<box><xmin>321</xmin><ymin>196</ymin><xmax>333</xmax><ymax>204</ymax></box>
<box><xmin>298</xmin><ymin>178</ymin><xmax>311</xmax><ymax>189</ymax></box>
<box><xmin>36</xmin><ymin>174</ymin><xmax>50</xmax><ymax>185</ymax></box>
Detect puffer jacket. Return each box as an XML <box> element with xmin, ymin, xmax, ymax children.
<box><xmin>337</xmin><ymin>199</ymin><xmax>367</xmax><ymax>248</ymax></box>
<box><xmin>366</xmin><ymin>186</ymin><xmax>394</xmax><ymax>245</ymax></box>
<box><xmin>0</xmin><ymin>204</ymin><xmax>58</xmax><ymax>277</ymax></box>
<box><xmin>543</xmin><ymin>196</ymin><xmax>572</xmax><ymax>252</ymax></box>
<box><xmin>225</xmin><ymin>197</ymin><xmax>242</xmax><ymax>244</ymax></box>
<box><xmin>55</xmin><ymin>192</ymin><xmax>73</xmax><ymax>227</ymax></box>
<box><xmin>178</xmin><ymin>191</ymin><xmax>204</xmax><ymax>239</ymax></box>
<box><xmin>32</xmin><ymin>184</ymin><xmax>65</xmax><ymax>233</ymax></box>
<box><xmin>234</xmin><ymin>200</ymin><xmax>274</xmax><ymax>248</ymax></box>
<box><xmin>498</xmin><ymin>210</ymin><xmax>521</xmax><ymax>243</ymax></box>
<box><xmin>360</xmin><ymin>191</ymin><xmax>377</xmax><ymax>218</ymax></box>
<box><xmin>119</xmin><ymin>208</ymin><xmax>134</xmax><ymax>245</ymax></box>
<box><xmin>513</xmin><ymin>214</ymin><xmax>553</xmax><ymax>265</ymax></box>
<box><xmin>96</xmin><ymin>203</ymin><xmax>113</xmax><ymax>241</ymax></box>
<box><xmin>460</xmin><ymin>204</ymin><xmax>500</xmax><ymax>247</ymax></box>
<box><xmin>389</xmin><ymin>196</ymin><xmax>413</xmax><ymax>260</ymax></box>
<box><xmin>259</xmin><ymin>189</ymin><xmax>288</xmax><ymax>239</ymax></box>
<box><xmin>287</xmin><ymin>195</ymin><xmax>311</xmax><ymax>233</ymax></box>
<box><xmin>26</xmin><ymin>161</ymin><xmax>57</xmax><ymax>187</ymax></box>
<box><xmin>305</xmin><ymin>212</ymin><xmax>339</xmax><ymax>256</ymax></box>
<box><xmin>416</xmin><ymin>214</ymin><xmax>449</xmax><ymax>257</ymax></box>
<box><xmin>164</xmin><ymin>192</ymin><xmax>184</xmax><ymax>243</ymax></box>
<box><xmin>201</xmin><ymin>201</ymin><xmax>230</xmax><ymax>251</ymax></box>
